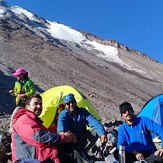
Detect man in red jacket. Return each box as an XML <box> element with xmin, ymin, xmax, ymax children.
<box><xmin>11</xmin><ymin>94</ymin><xmax>76</xmax><ymax>163</ymax></box>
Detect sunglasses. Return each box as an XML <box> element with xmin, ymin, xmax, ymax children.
<box><xmin>66</xmin><ymin>100</ymin><xmax>75</xmax><ymax>105</ymax></box>
<box><xmin>122</xmin><ymin>109</ymin><xmax>133</xmax><ymax>114</ymax></box>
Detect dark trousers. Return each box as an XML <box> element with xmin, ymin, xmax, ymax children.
<box><xmin>41</xmin><ymin>158</ymin><xmax>54</xmax><ymax>163</ymax></box>
<box><xmin>145</xmin><ymin>153</ymin><xmax>163</xmax><ymax>163</ymax></box>
<box><xmin>78</xmin><ymin>129</ymin><xmax>98</xmax><ymax>152</ymax></box>
<box><xmin>58</xmin><ymin>142</ymin><xmax>95</xmax><ymax>163</ymax></box>
<box><xmin>114</xmin><ymin>151</ymin><xmax>163</xmax><ymax>163</ymax></box>
<box><xmin>58</xmin><ymin>130</ymin><xmax>98</xmax><ymax>163</ymax></box>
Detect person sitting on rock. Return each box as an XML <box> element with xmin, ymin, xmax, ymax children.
<box><xmin>57</xmin><ymin>93</ymin><xmax>108</xmax><ymax>162</ymax></box>
<box><xmin>117</xmin><ymin>101</ymin><xmax>163</xmax><ymax>163</ymax></box>
<box><xmin>11</xmin><ymin>94</ymin><xmax>76</xmax><ymax>163</ymax></box>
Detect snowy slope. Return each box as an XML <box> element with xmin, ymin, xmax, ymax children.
<box><xmin>0</xmin><ymin>1</ymin><xmax>153</xmax><ymax>79</ymax></box>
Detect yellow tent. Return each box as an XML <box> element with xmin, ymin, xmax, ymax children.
<box><xmin>40</xmin><ymin>85</ymin><xmax>101</xmax><ymax>128</ymax></box>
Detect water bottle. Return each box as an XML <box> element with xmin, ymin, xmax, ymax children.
<box><xmin>119</xmin><ymin>145</ymin><xmax>125</xmax><ymax>163</ymax></box>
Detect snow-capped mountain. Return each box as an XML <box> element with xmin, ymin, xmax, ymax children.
<box><xmin>0</xmin><ymin>1</ymin><xmax>155</xmax><ymax>78</ymax></box>
<box><xmin>0</xmin><ymin>1</ymin><xmax>163</xmax><ymax>122</ymax></box>
<box><xmin>1</xmin><ymin>2</ymin><xmax>120</xmax><ymax>61</ymax></box>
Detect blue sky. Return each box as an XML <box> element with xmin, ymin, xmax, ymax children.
<box><xmin>6</xmin><ymin>0</ymin><xmax>163</xmax><ymax>63</ymax></box>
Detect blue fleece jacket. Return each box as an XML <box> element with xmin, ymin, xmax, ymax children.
<box><xmin>118</xmin><ymin>116</ymin><xmax>163</xmax><ymax>154</ymax></box>
<box><xmin>57</xmin><ymin>107</ymin><xmax>106</xmax><ymax>140</ymax></box>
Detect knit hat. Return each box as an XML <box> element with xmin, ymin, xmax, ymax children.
<box><xmin>63</xmin><ymin>93</ymin><xmax>75</xmax><ymax>104</ymax></box>
<box><xmin>119</xmin><ymin>101</ymin><xmax>134</xmax><ymax>115</ymax></box>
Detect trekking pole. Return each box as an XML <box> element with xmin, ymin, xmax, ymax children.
<box><xmin>51</xmin><ymin>91</ymin><xmax>63</xmax><ymax>125</ymax></box>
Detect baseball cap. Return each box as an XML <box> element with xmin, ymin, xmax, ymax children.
<box><xmin>12</xmin><ymin>68</ymin><xmax>27</xmax><ymax>76</ymax></box>
<box><xmin>119</xmin><ymin>101</ymin><xmax>134</xmax><ymax>115</ymax></box>
<box><xmin>63</xmin><ymin>93</ymin><xmax>75</xmax><ymax>104</ymax></box>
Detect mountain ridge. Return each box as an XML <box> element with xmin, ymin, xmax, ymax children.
<box><xmin>0</xmin><ymin>2</ymin><xmax>163</xmax><ymax>124</ymax></box>
<box><xmin>83</xmin><ymin>32</ymin><xmax>158</xmax><ymax>63</ymax></box>
<box><xmin>0</xmin><ymin>1</ymin><xmax>158</xmax><ymax>63</ymax></box>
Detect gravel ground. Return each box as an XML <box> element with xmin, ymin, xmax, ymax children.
<box><xmin>1</xmin><ymin>16</ymin><xmax>163</xmax><ymax>162</ymax></box>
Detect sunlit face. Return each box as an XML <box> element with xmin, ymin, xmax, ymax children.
<box><xmin>121</xmin><ymin>109</ymin><xmax>134</xmax><ymax>122</ymax></box>
<box><xmin>26</xmin><ymin>97</ymin><xmax>42</xmax><ymax>116</ymax></box>
<box><xmin>65</xmin><ymin>100</ymin><xmax>77</xmax><ymax>113</ymax></box>
<box><xmin>16</xmin><ymin>74</ymin><xmax>24</xmax><ymax>81</ymax></box>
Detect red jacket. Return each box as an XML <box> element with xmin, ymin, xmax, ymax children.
<box><xmin>11</xmin><ymin>109</ymin><xmax>64</xmax><ymax>163</ymax></box>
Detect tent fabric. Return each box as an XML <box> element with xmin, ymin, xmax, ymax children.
<box><xmin>137</xmin><ymin>94</ymin><xmax>163</xmax><ymax>126</ymax></box>
<box><xmin>39</xmin><ymin>85</ymin><xmax>101</xmax><ymax>128</ymax></box>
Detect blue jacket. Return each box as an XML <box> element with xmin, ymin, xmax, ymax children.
<box><xmin>118</xmin><ymin>116</ymin><xmax>163</xmax><ymax>154</ymax></box>
<box><xmin>57</xmin><ymin>107</ymin><xmax>106</xmax><ymax>140</ymax></box>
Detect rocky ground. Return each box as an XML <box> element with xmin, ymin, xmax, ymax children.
<box><xmin>0</xmin><ymin>113</ymin><xmax>10</xmax><ymax>132</ymax></box>
<box><xmin>1</xmin><ymin>18</ymin><xmax>163</xmax><ymax>123</ymax></box>
<box><xmin>1</xmin><ymin>15</ymin><xmax>163</xmax><ymax>162</ymax></box>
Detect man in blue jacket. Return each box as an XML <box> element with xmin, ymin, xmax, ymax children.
<box><xmin>117</xmin><ymin>101</ymin><xmax>163</xmax><ymax>163</ymax></box>
<box><xmin>57</xmin><ymin>93</ymin><xmax>107</xmax><ymax>163</ymax></box>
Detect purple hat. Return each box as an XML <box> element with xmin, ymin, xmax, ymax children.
<box><xmin>12</xmin><ymin>68</ymin><xmax>27</xmax><ymax>76</ymax></box>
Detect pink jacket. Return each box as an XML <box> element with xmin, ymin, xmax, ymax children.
<box><xmin>11</xmin><ymin>109</ymin><xmax>64</xmax><ymax>163</ymax></box>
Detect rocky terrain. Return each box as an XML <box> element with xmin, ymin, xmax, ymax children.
<box><xmin>0</xmin><ymin>2</ymin><xmax>163</xmax><ymax>133</ymax></box>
